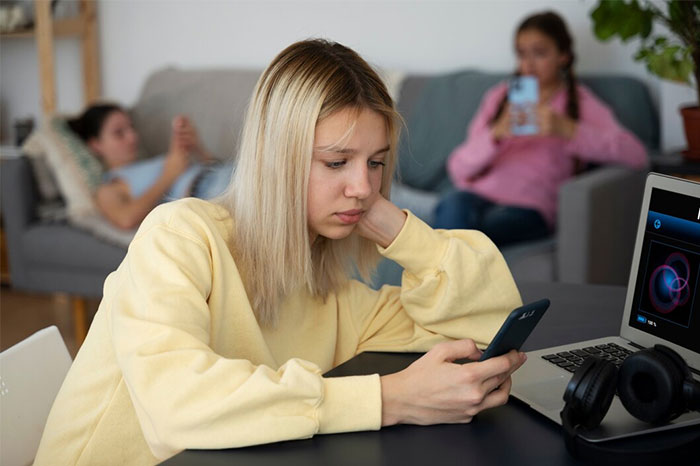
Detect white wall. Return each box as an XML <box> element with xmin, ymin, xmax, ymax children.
<box><xmin>1</xmin><ymin>0</ymin><xmax>694</xmax><ymax>151</ymax></box>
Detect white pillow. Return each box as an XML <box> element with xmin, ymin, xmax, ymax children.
<box><xmin>21</xmin><ymin>131</ymin><xmax>61</xmax><ymax>201</ymax></box>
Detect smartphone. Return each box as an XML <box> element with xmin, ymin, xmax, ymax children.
<box><xmin>508</xmin><ymin>75</ymin><xmax>539</xmax><ymax>136</ymax></box>
<box><xmin>478</xmin><ymin>298</ymin><xmax>550</xmax><ymax>361</ymax></box>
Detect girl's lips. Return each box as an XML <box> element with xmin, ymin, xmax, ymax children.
<box><xmin>336</xmin><ymin>210</ymin><xmax>364</xmax><ymax>224</ymax></box>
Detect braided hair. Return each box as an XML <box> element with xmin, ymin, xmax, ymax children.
<box><xmin>491</xmin><ymin>11</ymin><xmax>579</xmax><ymax>125</ymax></box>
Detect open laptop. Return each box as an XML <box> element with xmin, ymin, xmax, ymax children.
<box><xmin>511</xmin><ymin>172</ymin><xmax>700</xmax><ymax>442</ymax></box>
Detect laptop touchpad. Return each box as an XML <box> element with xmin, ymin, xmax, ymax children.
<box><xmin>515</xmin><ymin>378</ymin><xmax>567</xmax><ymax>411</ymax></box>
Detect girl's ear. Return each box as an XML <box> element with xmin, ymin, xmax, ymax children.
<box><xmin>559</xmin><ymin>52</ymin><xmax>572</xmax><ymax>69</ymax></box>
<box><xmin>87</xmin><ymin>137</ymin><xmax>102</xmax><ymax>157</ymax></box>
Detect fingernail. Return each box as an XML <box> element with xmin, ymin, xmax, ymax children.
<box><xmin>520</xmin><ymin>352</ymin><xmax>527</xmax><ymax>361</ymax></box>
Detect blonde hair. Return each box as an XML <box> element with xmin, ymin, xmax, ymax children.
<box><xmin>218</xmin><ymin>39</ymin><xmax>400</xmax><ymax>326</ymax></box>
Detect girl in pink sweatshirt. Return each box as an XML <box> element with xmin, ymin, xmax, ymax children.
<box><xmin>435</xmin><ymin>11</ymin><xmax>647</xmax><ymax>246</ymax></box>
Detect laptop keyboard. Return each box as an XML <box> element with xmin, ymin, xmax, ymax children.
<box><xmin>541</xmin><ymin>342</ymin><xmax>634</xmax><ymax>373</ymax></box>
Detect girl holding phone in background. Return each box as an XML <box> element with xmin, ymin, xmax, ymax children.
<box><xmin>434</xmin><ymin>10</ymin><xmax>648</xmax><ymax>246</ymax></box>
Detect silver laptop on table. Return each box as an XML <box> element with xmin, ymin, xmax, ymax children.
<box><xmin>511</xmin><ymin>173</ymin><xmax>700</xmax><ymax>442</ymax></box>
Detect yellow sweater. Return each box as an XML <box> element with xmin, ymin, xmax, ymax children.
<box><xmin>34</xmin><ymin>198</ymin><xmax>521</xmax><ymax>465</ymax></box>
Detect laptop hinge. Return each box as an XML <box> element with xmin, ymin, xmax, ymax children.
<box><xmin>628</xmin><ymin>341</ymin><xmax>645</xmax><ymax>351</ymax></box>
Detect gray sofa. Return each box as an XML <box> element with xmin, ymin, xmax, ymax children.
<box><xmin>376</xmin><ymin>70</ymin><xmax>656</xmax><ymax>287</ymax></box>
<box><xmin>1</xmin><ymin>67</ymin><xmax>656</xmax><ymax>303</ymax></box>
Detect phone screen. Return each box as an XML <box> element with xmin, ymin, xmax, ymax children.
<box><xmin>508</xmin><ymin>76</ymin><xmax>539</xmax><ymax>136</ymax></box>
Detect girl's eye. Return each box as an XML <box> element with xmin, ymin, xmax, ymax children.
<box><xmin>369</xmin><ymin>160</ymin><xmax>386</xmax><ymax>169</ymax></box>
<box><xmin>326</xmin><ymin>160</ymin><xmax>346</xmax><ymax>169</ymax></box>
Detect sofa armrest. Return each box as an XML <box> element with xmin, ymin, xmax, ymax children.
<box><xmin>1</xmin><ymin>156</ymin><xmax>39</xmax><ymax>232</ymax></box>
<box><xmin>557</xmin><ymin>166</ymin><xmax>647</xmax><ymax>285</ymax></box>
<box><xmin>1</xmin><ymin>156</ymin><xmax>41</xmax><ymax>286</ymax></box>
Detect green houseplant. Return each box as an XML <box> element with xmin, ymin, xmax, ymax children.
<box><xmin>591</xmin><ymin>0</ymin><xmax>700</xmax><ymax>158</ymax></box>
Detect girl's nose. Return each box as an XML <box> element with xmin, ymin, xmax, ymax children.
<box><xmin>127</xmin><ymin>129</ymin><xmax>139</xmax><ymax>145</ymax></box>
<box><xmin>344</xmin><ymin>165</ymin><xmax>372</xmax><ymax>199</ymax></box>
<box><xmin>519</xmin><ymin>59</ymin><xmax>535</xmax><ymax>76</ymax></box>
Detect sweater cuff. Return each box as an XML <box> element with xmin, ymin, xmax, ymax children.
<box><xmin>317</xmin><ymin>374</ymin><xmax>382</xmax><ymax>434</ymax></box>
<box><xmin>378</xmin><ymin>210</ymin><xmax>448</xmax><ymax>276</ymax></box>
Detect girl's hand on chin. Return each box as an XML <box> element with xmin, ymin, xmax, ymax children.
<box><xmin>356</xmin><ymin>195</ymin><xmax>407</xmax><ymax>248</ymax></box>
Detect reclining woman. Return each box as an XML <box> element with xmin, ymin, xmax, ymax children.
<box><xmin>35</xmin><ymin>39</ymin><xmax>526</xmax><ymax>465</ymax></box>
<box><xmin>68</xmin><ymin>104</ymin><xmax>234</xmax><ymax>229</ymax></box>
<box><xmin>434</xmin><ymin>11</ymin><xmax>648</xmax><ymax>246</ymax></box>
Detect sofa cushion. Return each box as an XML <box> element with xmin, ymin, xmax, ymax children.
<box><xmin>22</xmin><ymin>117</ymin><xmax>103</xmax><ymax>219</ymax></box>
<box><xmin>130</xmin><ymin>66</ymin><xmax>405</xmax><ymax>163</ymax></box>
<box><xmin>130</xmin><ymin>67</ymin><xmax>262</xmax><ymax>161</ymax></box>
<box><xmin>21</xmin><ymin>132</ymin><xmax>61</xmax><ymax>201</ymax></box>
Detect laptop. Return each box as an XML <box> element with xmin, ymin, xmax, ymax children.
<box><xmin>0</xmin><ymin>326</ymin><xmax>72</xmax><ymax>466</ymax></box>
<box><xmin>511</xmin><ymin>172</ymin><xmax>700</xmax><ymax>442</ymax></box>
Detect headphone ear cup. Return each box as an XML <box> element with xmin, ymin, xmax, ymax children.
<box><xmin>618</xmin><ymin>348</ymin><xmax>685</xmax><ymax>424</ymax></box>
<box><xmin>566</xmin><ymin>357</ymin><xmax>617</xmax><ymax>430</ymax></box>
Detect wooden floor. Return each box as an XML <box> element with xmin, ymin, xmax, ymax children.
<box><xmin>0</xmin><ymin>285</ymin><xmax>100</xmax><ymax>358</ymax></box>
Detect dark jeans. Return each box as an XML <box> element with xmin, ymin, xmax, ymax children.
<box><xmin>433</xmin><ymin>190</ymin><xmax>550</xmax><ymax>247</ymax></box>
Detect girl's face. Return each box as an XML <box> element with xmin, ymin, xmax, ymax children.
<box><xmin>88</xmin><ymin>111</ymin><xmax>139</xmax><ymax>169</ymax></box>
<box><xmin>307</xmin><ymin>107</ymin><xmax>388</xmax><ymax>243</ymax></box>
<box><xmin>515</xmin><ymin>28</ymin><xmax>570</xmax><ymax>89</ymax></box>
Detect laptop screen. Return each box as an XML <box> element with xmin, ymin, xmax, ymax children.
<box><xmin>628</xmin><ymin>187</ymin><xmax>700</xmax><ymax>353</ymax></box>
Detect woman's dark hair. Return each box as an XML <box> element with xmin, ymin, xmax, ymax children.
<box><xmin>491</xmin><ymin>11</ymin><xmax>579</xmax><ymax>124</ymax></box>
<box><xmin>67</xmin><ymin>103</ymin><xmax>125</xmax><ymax>141</ymax></box>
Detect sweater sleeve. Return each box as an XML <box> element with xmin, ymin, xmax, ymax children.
<box><xmin>108</xmin><ymin>218</ymin><xmax>381</xmax><ymax>459</ymax></box>
<box><xmin>565</xmin><ymin>87</ymin><xmax>648</xmax><ymax>169</ymax></box>
<box><xmin>340</xmin><ymin>211</ymin><xmax>523</xmax><ymax>354</ymax></box>
<box><xmin>446</xmin><ymin>84</ymin><xmax>508</xmax><ymax>189</ymax></box>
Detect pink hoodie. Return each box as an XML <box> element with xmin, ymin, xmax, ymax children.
<box><xmin>446</xmin><ymin>82</ymin><xmax>648</xmax><ymax>228</ymax></box>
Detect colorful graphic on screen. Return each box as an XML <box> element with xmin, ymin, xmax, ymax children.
<box><xmin>640</xmin><ymin>242</ymin><xmax>697</xmax><ymax>328</ymax></box>
<box><xmin>630</xmin><ymin>187</ymin><xmax>700</xmax><ymax>353</ymax></box>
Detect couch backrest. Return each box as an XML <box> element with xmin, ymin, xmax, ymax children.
<box><xmin>130</xmin><ymin>67</ymin><xmax>261</xmax><ymax>161</ymax></box>
<box><xmin>129</xmin><ymin>66</ymin><xmax>403</xmax><ymax>161</ymax></box>
<box><xmin>397</xmin><ymin>70</ymin><xmax>659</xmax><ymax>191</ymax></box>
<box><xmin>131</xmin><ymin>67</ymin><xmax>658</xmax><ymax>192</ymax></box>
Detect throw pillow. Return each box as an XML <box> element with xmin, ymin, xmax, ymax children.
<box><xmin>21</xmin><ymin>130</ymin><xmax>61</xmax><ymax>201</ymax></box>
<box><xmin>50</xmin><ymin>117</ymin><xmax>104</xmax><ymax>191</ymax></box>
<box><xmin>32</xmin><ymin>115</ymin><xmax>101</xmax><ymax>219</ymax></box>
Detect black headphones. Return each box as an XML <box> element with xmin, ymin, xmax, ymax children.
<box><xmin>560</xmin><ymin>344</ymin><xmax>700</xmax><ymax>465</ymax></box>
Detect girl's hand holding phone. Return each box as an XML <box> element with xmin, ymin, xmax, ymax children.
<box><xmin>490</xmin><ymin>103</ymin><xmax>512</xmax><ymax>142</ymax></box>
<box><xmin>536</xmin><ymin>104</ymin><xmax>577</xmax><ymax>140</ymax></box>
<box><xmin>380</xmin><ymin>339</ymin><xmax>526</xmax><ymax>426</ymax></box>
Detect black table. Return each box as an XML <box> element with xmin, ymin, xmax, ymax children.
<box><xmin>164</xmin><ymin>282</ymin><xmax>700</xmax><ymax>465</ymax></box>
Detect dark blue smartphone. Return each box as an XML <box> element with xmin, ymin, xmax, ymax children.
<box><xmin>478</xmin><ymin>299</ymin><xmax>550</xmax><ymax>361</ymax></box>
